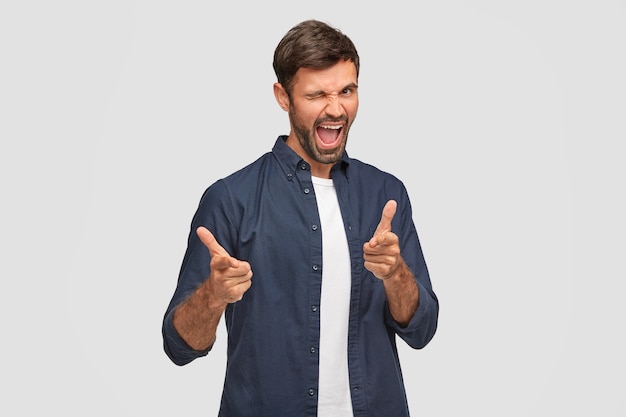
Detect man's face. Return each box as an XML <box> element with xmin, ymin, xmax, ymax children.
<box><xmin>281</xmin><ymin>60</ymin><xmax>359</xmax><ymax>176</ymax></box>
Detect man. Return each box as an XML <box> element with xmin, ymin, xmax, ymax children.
<box><xmin>162</xmin><ymin>19</ymin><xmax>438</xmax><ymax>417</ymax></box>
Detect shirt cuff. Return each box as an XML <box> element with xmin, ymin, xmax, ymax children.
<box><xmin>162</xmin><ymin>310</ymin><xmax>211</xmax><ymax>366</ymax></box>
<box><xmin>385</xmin><ymin>281</ymin><xmax>438</xmax><ymax>349</ymax></box>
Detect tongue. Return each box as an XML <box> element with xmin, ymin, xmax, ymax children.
<box><xmin>317</xmin><ymin>127</ymin><xmax>340</xmax><ymax>144</ymax></box>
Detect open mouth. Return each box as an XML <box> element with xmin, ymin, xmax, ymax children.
<box><xmin>316</xmin><ymin>124</ymin><xmax>343</xmax><ymax>148</ymax></box>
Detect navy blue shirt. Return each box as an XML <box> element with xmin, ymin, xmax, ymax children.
<box><xmin>163</xmin><ymin>136</ymin><xmax>438</xmax><ymax>417</ymax></box>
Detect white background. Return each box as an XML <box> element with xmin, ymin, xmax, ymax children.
<box><xmin>1</xmin><ymin>1</ymin><xmax>625</xmax><ymax>415</ymax></box>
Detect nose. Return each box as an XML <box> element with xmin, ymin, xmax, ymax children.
<box><xmin>325</xmin><ymin>95</ymin><xmax>344</xmax><ymax>118</ymax></box>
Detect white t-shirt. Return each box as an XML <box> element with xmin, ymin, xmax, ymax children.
<box><xmin>312</xmin><ymin>176</ymin><xmax>353</xmax><ymax>417</ymax></box>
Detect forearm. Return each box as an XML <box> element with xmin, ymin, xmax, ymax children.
<box><xmin>173</xmin><ymin>283</ymin><xmax>228</xmax><ymax>351</ymax></box>
<box><xmin>382</xmin><ymin>259</ymin><xmax>419</xmax><ymax>327</ymax></box>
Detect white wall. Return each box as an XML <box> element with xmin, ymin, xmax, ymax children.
<box><xmin>1</xmin><ymin>1</ymin><xmax>624</xmax><ymax>415</ymax></box>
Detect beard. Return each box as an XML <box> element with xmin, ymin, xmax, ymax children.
<box><xmin>289</xmin><ymin>105</ymin><xmax>351</xmax><ymax>165</ymax></box>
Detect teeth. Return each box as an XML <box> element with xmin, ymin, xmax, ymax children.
<box><xmin>320</xmin><ymin>125</ymin><xmax>341</xmax><ymax>129</ymax></box>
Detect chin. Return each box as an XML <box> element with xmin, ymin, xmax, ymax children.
<box><xmin>315</xmin><ymin>145</ymin><xmax>345</xmax><ymax>164</ymax></box>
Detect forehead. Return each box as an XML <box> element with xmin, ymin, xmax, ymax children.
<box><xmin>291</xmin><ymin>60</ymin><xmax>358</xmax><ymax>93</ymax></box>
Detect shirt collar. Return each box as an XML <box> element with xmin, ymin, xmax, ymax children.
<box><xmin>272</xmin><ymin>135</ymin><xmax>351</xmax><ymax>180</ymax></box>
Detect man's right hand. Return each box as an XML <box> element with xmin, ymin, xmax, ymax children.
<box><xmin>197</xmin><ymin>226</ymin><xmax>253</xmax><ymax>304</ymax></box>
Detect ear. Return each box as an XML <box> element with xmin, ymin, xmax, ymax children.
<box><xmin>273</xmin><ymin>83</ymin><xmax>290</xmax><ymax>111</ymax></box>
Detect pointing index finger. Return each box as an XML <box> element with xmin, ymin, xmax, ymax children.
<box><xmin>374</xmin><ymin>200</ymin><xmax>397</xmax><ymax>235</ymax></box>
<box><xmin>196</xmin><ymin>226</ymin><xmax>229</xmax><ymax>258</ymax></box>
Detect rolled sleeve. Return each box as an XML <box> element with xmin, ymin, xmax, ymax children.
<box><xmin>385</xmin><ymin>281</ymin><xmax>439</xmax><ymax>349</ymax></box>
<box><xmin>162</xmin><ymin>307</ymin><xmax>211</xmax><ymax>366</ymax></box>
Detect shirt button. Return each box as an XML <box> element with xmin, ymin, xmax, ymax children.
<box><xmin>311</xmin><ymin>224</ymin><xmax>318</xmax><ymax>231</ymax></box>
<box><xmin>287</xmin><ymin>173</ymin><xmax>293</xmax><ymax>181</ymax></box>
<box><xmin>308</xmin><ymin>388</ymin><xmax>315</xmax><ymax>396</ymax></box>
<box><xmin>312</xmin><ymin>264</ymin><xmax>319</xmax><ymax>271</ymax></box>
<box><xmin>310</xmin><ymin>347</ymin><xmax>316</xmax><ymax>354</ymax></box>
<box><xmin>304</xmin><ymin>188</ymin><xmax>310</xmax><ymax>194</ymax></box>
<box><xmin>301</xmin><ymin>164</ymin><xmax>307</xmax><ymax>170</ymax></box>
<box><xmin>311</xmin><ymin>305</ymin><xmax>318</xmax><ymax>312</ymax></box>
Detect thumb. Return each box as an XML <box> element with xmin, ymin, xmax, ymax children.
<box><xmin>374</xmin><ymin>200</ymin><xmax>397</xmax><ymax>235</ymax></box>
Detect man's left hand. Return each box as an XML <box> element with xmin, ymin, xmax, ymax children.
<box><xmin>363</xmin><ymin>200</ymin><xmax>402</xmax><ymax>280</ymax></box>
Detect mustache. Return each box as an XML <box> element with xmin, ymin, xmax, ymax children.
<box><xmin>315</xmin><ymin>115</ymin><xmax>349</xmax><ymax>125</ymax></box>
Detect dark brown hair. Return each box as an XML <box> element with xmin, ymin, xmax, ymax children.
<box><xmin>273</xmin><ymin>20</ymin><xmax>360</xmax><ymax>96</ymax></box>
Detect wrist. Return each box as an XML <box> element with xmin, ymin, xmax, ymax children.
<box><xmin>199</xmin><ymin>280</ymin><xmax>229</xmax><ymax>312</ymax></box>
<box><xmin>382</xmin><ymin>261</ymin><xmax>410</xmax><ymax>284</ymax></box>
